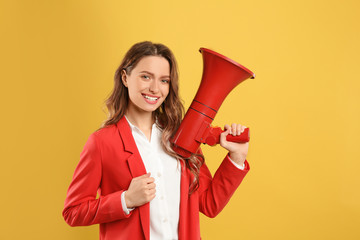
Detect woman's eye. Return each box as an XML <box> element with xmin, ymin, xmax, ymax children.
<box><xmin>141</xmin><ymin>75</ymin><xmax>150</xmax><ymax>80</ymax></box>
<box><xmin>161</xmin><ymin>79</ymin><xmax>170</xmax><ymax>84</ymax></box>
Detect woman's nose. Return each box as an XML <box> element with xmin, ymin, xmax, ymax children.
<box><xmin>149</xmin><ymin>79</ymin><xmax>159</xmax><ymax>93</ymax></box>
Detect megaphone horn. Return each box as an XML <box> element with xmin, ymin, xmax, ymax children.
<box><xmin>171</xmin><ymin>48</ymin><xmax>255</xmax><ymax>158</ymax></box>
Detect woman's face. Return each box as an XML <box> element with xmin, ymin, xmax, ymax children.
<box><xmin>122</xmin><ymin>56</ymin><xmax>171</xmax><ymax>114</ymax></box>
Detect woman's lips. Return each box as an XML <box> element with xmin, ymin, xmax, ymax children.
<box><xmin>142</xmin><ymin>94</ymin><xmax>160</xmax><ymax>104</ymax></box>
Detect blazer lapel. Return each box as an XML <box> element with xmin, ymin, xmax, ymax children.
<box><xmin>117</xmin><ymin>117</ymin><xmax>150</xmax><ymax>240</ymax></box>
<box><xmin>178</xmin><ymin>160</ymin><xmax>189</xmax><ymax>240</ymax></box>
<box><xmin>116</xmin><ymin>116</ymin><xmax>147</xmax><ymax>176</ymax></box>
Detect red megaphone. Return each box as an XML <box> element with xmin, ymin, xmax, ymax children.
<box><xmin>171</xmin><ymin>48</ymin><xmax>255</xmax><ymax>158</ymax></box>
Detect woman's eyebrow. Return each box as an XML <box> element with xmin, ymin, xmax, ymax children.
<box><xmin>139</xmin><ymin>70</ymin><xmax>154</xmax><ymax>76</ymax></box>
<box><xmin>139</xmin><ymin>71</ymin><xmax>170</xmax><ymax>78</ymax></box>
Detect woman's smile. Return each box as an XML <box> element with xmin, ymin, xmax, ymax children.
<box><xmin>142</xmin><ymin>93</ymin><xmax>160</xmax><ymax>104</ymax></box>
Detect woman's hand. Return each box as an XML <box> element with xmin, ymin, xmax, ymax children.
<box><xmin>125</xmin><ymin>173</ymin><xmax>156</xmax><ymax>208</ymax></box>
<box><xmin>220</xmin><ymin>123</ymin><xmax>249</xmax><ymax>166</ymax></box>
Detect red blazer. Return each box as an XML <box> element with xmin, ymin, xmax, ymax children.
<box><xmin>63</xmin><ymin>117</ymin><xmax>249</xmax><ymax>240</ymax></box>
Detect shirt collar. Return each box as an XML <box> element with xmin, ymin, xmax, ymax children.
<box><xmin>124</xmin><ymin>115</ymin><xmax>160</xmax><ymax>136</ymax></box>
<box><xmin>124</xmin><ymin>115</ymin><xmax>137</xmax><ymax>131</ymax></box>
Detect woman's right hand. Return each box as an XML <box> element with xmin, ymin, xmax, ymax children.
<box><xmin>124</xmin><ymin>173</ymin><xmax>156</xmax><ymax>208</ymax></box>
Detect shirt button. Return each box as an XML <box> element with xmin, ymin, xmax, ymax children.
<box><xmin>163</xmin><ymin>218</ymin><xmax>168</xmax><ymax>223</ymax></box>
<box><xmin>160</xmin><ymin>196</ymin><xmax>164</xmax><ymax>200</ymax></box>
<box><xmin>157</xmin><ymin>172</ymin><xmax>161</xmax><ymax>177</ymax></box>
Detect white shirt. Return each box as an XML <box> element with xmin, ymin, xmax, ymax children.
<box><xmin>123</xmin><ymin>117</ymin><xmax>181</xmax><ymax>240</ymax></box>
<box><xmin>121</xmin><ymin>117</ymin><xmax>245</xmax><ymax>239</ymax></box>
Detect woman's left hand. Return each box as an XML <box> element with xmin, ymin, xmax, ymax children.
<box><xmin>220</xmin><ymin>123</ymin><xmax>249</xmax><ymax>166</ymax></box>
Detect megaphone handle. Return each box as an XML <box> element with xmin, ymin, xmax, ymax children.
<box><xmin>225</xmin><ymin>128</ymin><xmax>250</xmax><ymax>143</ymax></box>
<box><xmin>203</xmin><ymin>126</ymin><xmax>250</xmax><ymax>146</ymax></box>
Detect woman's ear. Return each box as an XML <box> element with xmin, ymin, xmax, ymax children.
<box><xmin>121</xmin><ymin>69</ymin><xmax>128</xmax><ymax>87</ymax></box>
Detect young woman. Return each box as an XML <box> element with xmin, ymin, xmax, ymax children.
<box><xmin>63</xmin><ymin>41</ymin><xmax>250</xmax><ymax>240</ymax></box>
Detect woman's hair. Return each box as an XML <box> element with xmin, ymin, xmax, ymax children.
<box><xmin>102</xmin><ymin>41</ymin><xmax>203</xmax><ymax>193</ymax></box>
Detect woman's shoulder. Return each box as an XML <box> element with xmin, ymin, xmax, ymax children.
<box><xmin>91</xmin><ymin>124</ymin><xmax>119</xmax><ymax>141</ymax></box>
<box><xmin>90</xmin><ymin>117</ymin><xmax>130</xmax><ymax>141</ymax></box>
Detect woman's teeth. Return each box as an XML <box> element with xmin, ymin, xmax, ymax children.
<box><xmin>144</xmin><ymin>95</ymin><xmax>159</xmax><ymax>101</ymax></box>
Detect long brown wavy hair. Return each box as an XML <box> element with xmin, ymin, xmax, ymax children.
<box><xmin>101</xmin><ymin>41</ymin><xmax>203</xmax><ymax>193</ymax></box>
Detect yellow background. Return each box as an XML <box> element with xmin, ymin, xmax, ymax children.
<box><xmin>1</xmin><ymin>0</ymin><xmax>359</xmax><ymax>239</ymax></box>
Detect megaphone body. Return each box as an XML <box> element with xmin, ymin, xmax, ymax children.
<box><xmin>171</xmin><ymin>48</ymin><xmax>255</xmax><ymax>158</ymax></box>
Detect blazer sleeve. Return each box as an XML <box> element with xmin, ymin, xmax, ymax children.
<box><xmin>197</xmin><ymin>154</ymin><xmax>250</xmax><ymax>218</ymax></box>
<box><xmin>62</xmin><ymin>133</ymin><xmax>131</xmax><ymax>226</ymax></box>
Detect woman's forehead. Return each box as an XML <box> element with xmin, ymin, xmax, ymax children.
<box><xmin>133</xmin><ymin>56</ymin><xmax>170</xmax><ymax>75</ymax></box>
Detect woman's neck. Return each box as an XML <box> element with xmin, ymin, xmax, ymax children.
<box><xmin>125</xmin><ymin>107</ymin><xmax>155</xmax><ymax>141</ymax></box>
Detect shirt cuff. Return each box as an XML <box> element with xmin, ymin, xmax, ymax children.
<box><xmin>228</xmin><ymin>156</ymin><xmax>245</xmax><ymax>170</ymax></box>
<box><xmin>121</xmin><ymin>191</ymin><xmax>135</xmax><ymax>215</ymax></box>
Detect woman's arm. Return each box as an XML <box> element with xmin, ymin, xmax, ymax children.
<box><xmin>198</xmin><ymin>123</ymin><xmax>250</xmax><ymax>218</ymax></box>
<box><xmin>62</xmin><ymin>133</ymin><xmax>131</xmax><ymax>226</ymax></box>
